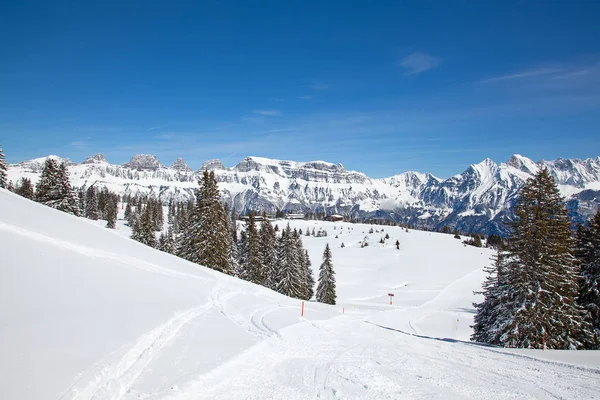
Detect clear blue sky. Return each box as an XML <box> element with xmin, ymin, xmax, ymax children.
<box><xmin>1</xmin><ymin>1</ymin><xmax>599</xmax><ymax>178</ymax></box>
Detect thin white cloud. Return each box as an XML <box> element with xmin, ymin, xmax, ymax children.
<box><xmin>311</xmin><ymin>81</ymin><xmax>330</xmax><ymax>91</ymax></box>
<box><xmin>146</xmin><ymin>123</ymin><xmax>169</xmax><ymax>131</ymax></box>
<box><xmin>253</xmin><ymin>110</ymin><xmax>282</xmax><ymax>116</ymax></box>
<box><xmin>480</xmin><ymin>68</ymin><xmax>565</xmax><ymax>83</ymax></box>
<box><xmin>297</xmin><ymin>95</ymin><xmax>314</xmax><ymax>100</ymax></box>
<box><xmin>399</xmin><ymin>52</ymin><xmax>442</xmax><ymax>75</ymax></box>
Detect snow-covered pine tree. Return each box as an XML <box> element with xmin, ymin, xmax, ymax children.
<box><xmin>15</xmin><ymin>177</ymin><xmax>34</xmax><ymax>199</ymax></box>
<box><xmin>495</xmin><ymin>168</ymin><xmax>591</xmax><ymax>349</ymax></box>
<box><xmin>105</xmin><ymin>199</ymin><xmax>118</xmax><ymax>229</ymax></box>
<box><xmin>260</xmin><ymin>217</ymin><xmax>278</xmax><ymax>290</ymax></box>
<box><xmin>181</xmin><ymin>171</ymin><xmax>232</xmax><ymax>274</ymax></box>
<box><xmin>304</xmin><ymin>249</ymin><xmax>315</xmax><ymax>300</ymax></box>
<box><xmin>0</xmin><ymin>144</ymin><xmax>8</xmax><ymax>188</ymax></box>
<box><xmin>575</xmin><ymin>210</ymin><xmax>600</xmax><ymax>349</ymax></box>
<box><xmin>275</xmin><ymin>224</ymin><xmax>304</xmax><ymax>298</ymax></box>
<box><xmin>471</xmin><ymin>249</ymin><xmax>512</xmax><ymax>344</ymax></box>
<box><xmin>316</xmin><ymin>243</ymin><xmax>336</xmax><ymax>305</ymax></box>
<box><xmin>243</xmin><ymin>213</ymin><xmax>263</xmax><ymax>284</ymax></box>
<box><xmin>55</xmin><ymin>163</ymin><xmax>79</xmax><ymax>216</ymax></box>
<box><xmin>139</xmin><ymin>205</ymin><xmax>156</xmax><ymax>247</ymax></box>
<box><xmin>236</xmin><ymin>230</ymin><xmax>250</xmax><ymax>280</ymax></box>
<box><xmin>35</xmin><ymin>158</ymin><xmax>60</xmax><ymax>205</ymax></box>
<box><xmin>85</xmin><ymin>186</ymin><xmax>99</xmax><ymax>220</ymax></box>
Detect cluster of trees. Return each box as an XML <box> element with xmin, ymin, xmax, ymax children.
<box><xmin>472</xmin><ymin>169</ymin><xmax>600</xmax><ymax>349</ymax></box>
<box><xmin>125</xmin><ymin>171</ymin><xmax>336</xmax><ymax>304</ymax></box>
<box><xmin>79</xmin><ymin>186</ymin><xmax>119</xmax><ymax>228</ymax></box>
<box><xmin>126</xmin><ymin>197</ymin><xmax>164</xmax><ymax>246</ymax></box>
<box><xmin>0</xmin><ymin>146</ymin><xmax>120</xmax><ymax>228</ymax></box>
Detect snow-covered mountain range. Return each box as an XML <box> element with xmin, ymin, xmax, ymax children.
<box><xmin>8</xmin><ymin>153</ymin><xmax>600</xmax><ymax>235</ymax></box>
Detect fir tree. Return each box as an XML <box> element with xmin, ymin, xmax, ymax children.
<box><xmin>55</xmin><ymin>163</ymin><xmax>79</xmax><ymax>215</ymax></box>
<box><xmin>105</xmin><ymin>200</ymin><xmax>118</xmax><ymax>229</ymax></box>
<box><xmin>15</xmin><ymin>177</ymin><xmax>34</xmax><ymax>199</ymax></box>
<box><xmin>275</xmin><ymin>224</ymin><xmax>304</xmax><ymax>298</ymax></box>
<box><xmin>243</xmin><ymin>213</ymin><xmax>263</xmax><ymax>284</ymax></box>
<box><xmin>139</xmin><ymin>205</ymin><xmax>156</xmax><ymax>247</ymax></box>
<box><xmin>316</xmin><ymin>243</ymin><xmax>336</xmax><ymax>305</ymax></box>
<box><xmin>472</xmin><ymin>249</ymin><xmax>511</xmax><ymax>344</ymax></box>
<box><xmin>85</xmin><ymin>186</ymin><xmax>99</xmax><ymax>220</ymax></box>
<box><xmin>0</xmin><ymin>144</ymin><xmax>8</xmax><ymax>189</ymax></box>
<box><xmin>575</xmin><ymin>210</ymin><xmax>600</xmax><ymax>349</ymax></box>
<box><xmin>304</xmin><ymin>249</ymin><xmax>315</xmax><ymax>300</ymax></box>
<box><xmin>260</xmin><ymin>217</ymin><xmax>278</xmax><ymax>290</ymax></box>
<box><xmin>181</xmin><ymin>171</ymin><xmax>232</xmax><ymax>274</ymax></box>
<box><xmin>478</xmin><ymin>169</ymin><xmax>591</xmax><ymax>349</ymax></box>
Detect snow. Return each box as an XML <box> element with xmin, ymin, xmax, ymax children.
<box><xmin>1</xmin><ymin>189</ymin><xmax>599</xmax><ymax>400</ymax></box>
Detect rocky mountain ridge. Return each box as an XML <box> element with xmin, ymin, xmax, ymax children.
<box><xmin>8</xmin><ymin>153</ymin><xmax>600</xmax><ymax>235</ymax></box>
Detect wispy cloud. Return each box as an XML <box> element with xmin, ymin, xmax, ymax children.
<box><xmin>297</xmin><ymin>95</ymin><xmax>314</xmax><ymax>100</ymax></box>
<box><xmin>270</xmin><ymin>98</ymin><xmax>285</xmax><ymax>102</ymax></box>
<box><xmin>311</xmin><ymin>81</ymin><xmax>330</xmax><ymax>91</ymax></box>
<box><xmin>253</xmin><ymin>110</ymin><xmax>282</xmax><ymax>116</ymax></box>
<box><xmin>399</xmin><ymin>52</ymin><xmax>442</xmax><ymax>75</ymax></box>
<box><xmin>480</xmin><ymin>67</ymin><xmax>565</xmax><ymax>83</ymax></box>
<box><xmin>146</xmin><ymin>123</ymin><xmax>169</xmax><ymax>131</ymax></box>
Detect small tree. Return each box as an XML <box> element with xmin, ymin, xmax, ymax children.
<box><xmin>0</xmin><ymin>144</ymin><xmax>7</xmax><ymax>188</ymax></box>
<box><xmin>15</xmin><ymin>177</ymin><xmax>34</xmax><ymax>199</ymax></box>
<box><xmin>316</xmin><ymin>243</ymin><xmax>336</xmax><ymax>305</ymax></box>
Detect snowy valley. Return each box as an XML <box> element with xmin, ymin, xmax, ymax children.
<box><xmin>1</xmin><ymin>188</ymin><xmax>599</xmax><ymax>399</ymax></box>
<box><xmin>7</xmin><ymin>153</ymin><xmax>600</xmax><ymax>236</ymax></box>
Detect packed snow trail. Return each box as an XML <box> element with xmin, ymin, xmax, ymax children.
<box><xmin>151</xmin><ymin>316</ymin><xmax>600</xmax><ymax>400</ymax></box>
<box><xmin>2</xmin><ymin>189</ymin><xmax>599</xmax><ymax>400</ymax></box>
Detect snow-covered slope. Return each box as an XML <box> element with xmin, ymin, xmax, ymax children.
<box><xmin>1</xmin><ymin>189</ymin><xmax>599</xmax><ymax>399</ymax></box>
<box><xmin>7</xmin><ymin>154</ymin><xmax>600</xmax><ymax>235</ymax></box>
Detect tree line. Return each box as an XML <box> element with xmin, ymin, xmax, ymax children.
<box><xmin>472</xmin><ymin>168</ymin><xmax>600</xmax><ymax>349</ymax></box>
<box><xmin>128</xmin><ymin>171</ymin><xmax>337</xmax><ymax>304</ymax></box>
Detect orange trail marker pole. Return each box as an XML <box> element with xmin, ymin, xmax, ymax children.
<box><xmin>301</xmin><ymin>301</ymin><xmax>304</xmax><ymax>316</ymax></box>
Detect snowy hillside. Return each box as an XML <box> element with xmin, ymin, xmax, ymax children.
<box><xmin>1</xmin><ymin>189</ymin><xmax>599</xmax><ymax>399</ymax></box>
<box><xmin>7</xmin><ymin>153</ymin><xmax>600</xmax><ymax>235</ymax></box>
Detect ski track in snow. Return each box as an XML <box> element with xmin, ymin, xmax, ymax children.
<box><xmin>56</xmin><ymin>300</ymin><xmax>215</xmax><ymax>400</ymax></box>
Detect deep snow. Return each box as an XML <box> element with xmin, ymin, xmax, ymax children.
<box><xmin>1</xmin><ymin>189</ymin><xmax>598</xmax><ymax>400</ymax></box>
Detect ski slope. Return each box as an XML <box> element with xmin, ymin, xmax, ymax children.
<box><xmin>1</xmin><ymin>189</ymin><xmax>599</xmax><ymax>399</ymax></box>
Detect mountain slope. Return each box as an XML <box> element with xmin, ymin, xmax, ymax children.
<box><xmin>1</xmin><ymin>189</ymin><xmax>599</xmax><ymax>399</ymax></box>
<box><xmin>7</xmin><ymin>153</ymin><xmax>600</xmax><ymax>234</ymax></box>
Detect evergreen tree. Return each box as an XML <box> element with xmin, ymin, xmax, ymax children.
<box><xmin>275</xmin><ymin>224</ymin><xmax>304</xmax><ymax>298</ymax></box>
<box><xmin>304</xmin><ymin>249</ymin><xmax>315</xmax><ymax>300</ymax></box>
<box><xmin>56</xmin><ymin>163</ymin><xmax>79</xmax><ymax>215</ymax></box>
<box><xmin>35</xmin><ymin>160</ymin><xmax>78</xmax><ymax>215</ymax></box>
<box><xmin>105</xmin><ymin>200</ymin><xmax>118</xmax><ymax>229</ymax></box>
<box><xmin>0</xmin><ymin>144</ymin><xmax>8</xmax><ymax>189</ymax></box>
<box><xmin>124</xmin><ymin>202</ymin><xmax>132</xmax><ymax>221</ymax></box>
<box><xmin>139</xmin><ymin>205</ymin><xmax>156</xmax><ymax>247</ymax></box>
<box><xmin>85</xmin><ymin>186</ymin><xmax>100</xmax><ymax>220</ymax></box>
<box><xmin>476</xmin><ymin>169</ymin><xmax>591</xmax><ymax>349</ymax></box>
<box><xmin>575</xmin><ymin>210</ymin><xmax>600</xmax><ymax>349</ymax></box>
<box><xmin>15</xmin><ymin>177</ymin><xmax>34</xmax><ymax>199</ymax></box>
<box><xmin>472</xmin><ymin>249</ymin><xmax>511</xmax><ymax>344</ymax></box>
<box><xmin>243</xmin><ymin>213</ymin><xmax>263</xmax><ymax>284</ymax></box>
<box><xmin>316</xmin><ymin>243</ymin><xmax>336</xmax><ymax>305</ymax></box>
<box><xmin>180</xmin><ymin>171</ymin><xmax>232</xmax><ymax>274</ymax></box>
<box><xmin>260</xmin><ymin>217</ymin><xmax>278</xmax><ymax>290</ymax></box>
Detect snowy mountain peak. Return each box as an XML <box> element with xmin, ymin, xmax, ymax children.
<box><xmin>122</xmin><ymin>154</ymin><xmax>163</xmax><ymax>171</ymax></box>
<box><xmin>507</xmin><ymin>154</ymin><xmax>538</xmax><ymax>174</ymax></box>
<box><xmin>14</xmin><ymin>155</ymin><xmax>73</xmax><ymax>171</ymax></box>
<box><xmin>199</xmin><ymin>159</ymin><xmax>228</xmax><ymax>171</ymax></box>
<box><xmin>81</xmin><ymin>153</ymin><xmax>109</xmax><ymax>165</ymax></box>
<box><xmin>171</xmin><ymin>158</ymin><xmax>191</xmax><ymax>172</ymax></box>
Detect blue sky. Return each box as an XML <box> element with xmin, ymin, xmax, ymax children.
<box><xmin>1</xmin><ymin>1</ymin><xmax>599</xmax><ymax>178</ymax></box>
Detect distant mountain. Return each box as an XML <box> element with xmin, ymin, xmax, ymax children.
<box><xmin>7</xmin><ymin>153</ymin><xmax>600</xmax><ymax>235</ymax></box>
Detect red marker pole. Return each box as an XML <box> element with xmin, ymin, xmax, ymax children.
<box><xmin>301</xmin><ymin>301</ymin><xmax>304</xmax><ymax>317</ymax></box>
<box><xmin>388</xmin><ymin>293</ymin><xmax>394</xmax><ymax>305</ymax></box>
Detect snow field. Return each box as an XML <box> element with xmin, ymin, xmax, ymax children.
<box><xmin>1</xmin><ymin>189</ymin><xmax>599</xmax><ymax>400</ymax></box>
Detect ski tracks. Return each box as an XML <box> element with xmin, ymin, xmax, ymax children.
<box><xmin>56</xmin><ymin>300</ymin><xmax>216</xmax><ymax>400</ymax></box>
